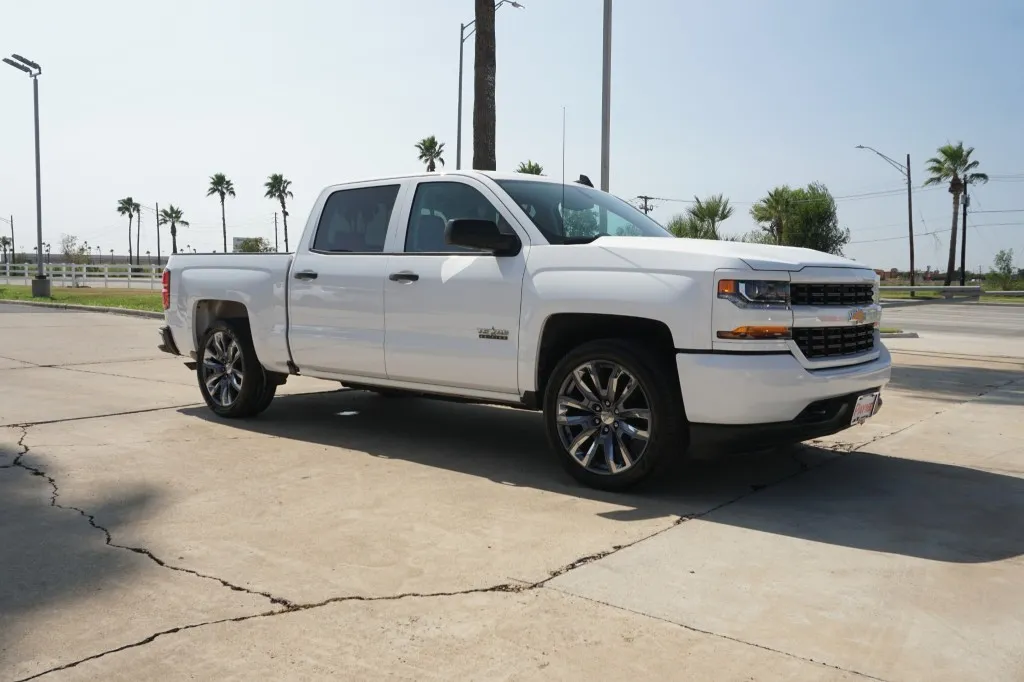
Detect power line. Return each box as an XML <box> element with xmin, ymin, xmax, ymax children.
<box><xmin>849</xmin><ymin>221</ymin><xmax>1024</xmax><ymax>245</ymax></box>
<box><xmin>651</xmin><ymin>184</ymin><xmax>944</xmax><ymax>207</ymax></box>
<box><xmin>972</xmin><ymin>208</ymin><xmax>1024</xmax><ymax>213</ymax></box>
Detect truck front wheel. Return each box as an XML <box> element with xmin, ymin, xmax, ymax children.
<box><xmin>542</xmin><ymin>339</ymin><xmax>687</xmax><ymax>491</ymax></box>
<box><xmin>197</xmin><ymin>319</ymin><xmax>273</xmax><ymax>418</ymax></box>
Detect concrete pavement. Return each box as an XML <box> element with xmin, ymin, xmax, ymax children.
<box><xmin>2</xmin><ymin>305</ymin><xmax>1022</xmax><ymax>681</ymax></box>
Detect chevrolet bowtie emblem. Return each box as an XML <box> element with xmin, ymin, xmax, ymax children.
<box><xmin>849</xmin><ymin>309</ymin><xmax>866</xmax><ymax>323</ymax></box>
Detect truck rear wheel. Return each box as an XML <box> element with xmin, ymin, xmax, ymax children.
<box><xmin>197</xmin><ymin>319</ymin><xmax>273</xmax><ymax>418</ymax></box>
<box><xmin>542</xmin><ymin>339</ymin><xmax>687</xmax><ymax>491</ymax></box>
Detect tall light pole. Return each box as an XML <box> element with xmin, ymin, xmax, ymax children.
<box><xmin>3</xmin><ymin>54</ymin><xmax>48</xmax><ymax>296</ymax></box>
<box><xmin>855</xmin><ymin>145</ymin><xmax>915</xmax><ymax>289</ymax></box>
<box><xmin>456</xmin><ymin>0</ymin><xmax>524</xmax><ymax>170</ymax></box>
<box><xmin>600</xmin><ymin>0</ymin><xmax>612</xmax><ymax>192</ymax></box>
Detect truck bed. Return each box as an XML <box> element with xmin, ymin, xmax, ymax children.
<box><xmin>164</xmin><ymin>253</ymin><xmax>294</xmax><ymax>374</ymax></box>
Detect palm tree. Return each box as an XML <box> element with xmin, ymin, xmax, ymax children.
<box><xmin>117</xmin><ymin>197</ymin><xmax>137</xmax><ymax>265</ymax></box>
<box><xmin>207</xmin><ymin>173</ymin><xmax>236</xmax><ymax>253</ymax></box>
<box><xmin>750</xmin><ymin>187</ymin><xmax>793</xmax><ymax>245</ymax></box>
<box><xmin>473</xmin><ymin>0</ymin><xmax>497</xmax><ymax>170</ymax></box>
<box><xmin>264</xmin><ymin>174</ymin><xmax>294</xmax><ymax>251</ymax></box>
<box><xmin>415</xmin><ymin>136</ymin><xmax>446</xmax><ymax>172</ymax></box>
<box><xmin>133</xmin><ymin>200</ymin><xmax>142</xmax><ymax>266</ymax></box>
<box><xmin>667</xmin><ymin>215</ymin><xmax>719</xmax><ymax>239</ymax></box>
<box><xmin>158</xmin><ymin>205</ymin><xmax>190</xmax><ymax>255</ymax></box>
<box><xmin>923</xmin><ymin>142</ymin><xmax>989</xmax><ymax>285</ymax></box>
<box><xmin>516</xmin><ymin>160</ymin><xmax>544</xmax><ymax>175</ymax></box>
<box><xmin>686</xmin><ymin>194</ymin><xmax>733</xmax><ymax>236</ymax></box>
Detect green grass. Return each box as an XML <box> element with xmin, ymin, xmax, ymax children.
<box><xmin>0</xmin><ymin>285</ymin><xmax>162</xmax><ymax>312</ymax></box>
<box><xmin>879</xmin><ymin>327</ymin><xmax>904</xmax><ymax>334</ymax></box>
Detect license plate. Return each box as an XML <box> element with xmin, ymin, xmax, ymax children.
<box><xmin>850</xmin><ymin>392</ymin><xmax>879</xmax><ymax>425</ymax></box>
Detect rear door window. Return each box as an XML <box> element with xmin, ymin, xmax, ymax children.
<box><xmin>312</xmin><ymin>184</ymin><xmax>401</xmax><ymax>253</ymax></box>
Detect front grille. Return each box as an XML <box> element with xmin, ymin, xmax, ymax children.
<box><xmin>791</xmin><ymin>283</ymin><xmax>874</xmax><ymax>306</ymax></box>
<box><xmin>793</xmin><ymin>324</ymin><xmax>875</xmax><ymax>359</ymax></box>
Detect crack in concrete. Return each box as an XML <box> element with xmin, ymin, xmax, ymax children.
<box><xmin>546</xmin><ymin>588</ymin><xmax>891</xmax><ymax>682</ymax></box>
<box><xmin>56</xmin><ymin>364</ymin><xmax>194</xmax><ymax>388</ymax></box>
<box><xmin>8</xmin><ymin>417</ymin><xmax>846</xmax><ymax>680</ymax></box>
<box><xmin>13</xmin><ymin>584</ymin><xmax>528</xmax><ymax>682</ymax></box>
<box><xmin>15</xmin><ymin>373</ymin><xmax>1024</xmax><ymax>680</ymax></box>
<box><xmin>5</xmin><ymin>403</ymin><xmax>203</xmax><ymax>429</ymax></box>
<box><xmin>0</xmin><ymin>355</ymin><xmax>176</xmax><ymax>371</ymax></box>
<box><xmin>3</xmin><ymin>426</ymin><xmax>296</xmax><ymax>614</ymax></box>
<box><xmin>814</xmin><ymin>374</ymin><xmax>1024</xmax><ymax>455</ymax></box>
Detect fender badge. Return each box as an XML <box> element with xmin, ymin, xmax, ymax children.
<box><xmin>478</xmin><ymin>327</ymin><xmax>509</xmax><ymax>341</ymax></box>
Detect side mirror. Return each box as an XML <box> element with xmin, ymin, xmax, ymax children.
<box><xmin>445</xmin><ymin>219</ymin><xmax>521</xmax><ymax>256</ymax></box>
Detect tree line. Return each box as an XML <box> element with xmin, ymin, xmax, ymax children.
<box><xmin>115</xmin><ymin>173</ymin><xmax>294</xmax><ymax>260</ymax></box>
<box><xmin>666</xmin><ymin>184</ymin><xmax>852</xmax><ymax>255</ymax></box>
<box><xmin>96</xmin><ymin>139</ymin><xmax>988</xmax><ymax>268</ymax></box>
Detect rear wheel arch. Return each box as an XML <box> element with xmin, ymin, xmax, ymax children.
<box><xmin>193</xmin><ymin>299</ymin><xmax>250</xmax><ymax>349</ymax></box>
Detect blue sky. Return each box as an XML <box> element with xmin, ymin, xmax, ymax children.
<box><xmin>1</xmin><ymin>0</ymin><xmax>1022</xmax><ymax>271</ymax></box>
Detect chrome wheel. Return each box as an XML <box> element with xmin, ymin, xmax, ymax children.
<box><xmin>203</xmin><ymin>330</ymin><xmax>244</xmax><ymax>408</ymax></box>
<box><xmin>555</xmin><ymin>360</ymin><xmax>652</xmax><ymax>476</ymax></box>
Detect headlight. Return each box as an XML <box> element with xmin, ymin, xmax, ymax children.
<box><xmin>717</xmin><ymin>279</ymin><xmax>790</xmax><ymax>308</ymax></box>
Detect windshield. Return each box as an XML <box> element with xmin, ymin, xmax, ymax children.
<box><xmin>494</xmin><ymin>179</ymin><xmax>673</xmax><ymax>244</ymax></box>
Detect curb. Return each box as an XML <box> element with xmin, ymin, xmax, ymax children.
<box><xmin>0</xmin><ymin>299</ymin><xmax>162</xmax><ymax>319</ymax></box>
<box><xmin>880</xmin><ymin>332</ymin><xmax>919</xmax><ymax>339</ymax></box>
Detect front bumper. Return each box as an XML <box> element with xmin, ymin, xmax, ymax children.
<box><xmin>688</xmin><ymin>388</ymin><xmax>883</xmax><ymax>455</ymax></box>
<box><xmin>157</xmin><ymin>325</ymin><xmax>181</xmax><ymax>356</ymax></box>
<box><xmin>676</xmin><ymin>341</ymin><xmax>890</xmax><ymax>434</ymax></box>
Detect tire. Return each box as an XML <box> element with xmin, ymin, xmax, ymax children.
<box><xmin>253</xmin><ymin>382</ymin><xmax>278</xmax><ymax>414</ymax></box>
<box><xmin>196</xmin><ymin>318</ymin><xmax>272</xmax><ymax>418</ymax></box>
<box><xmin>542</xmin><ymin>339</ymin><xmax>688</xmax><ymax>491</ymax></box>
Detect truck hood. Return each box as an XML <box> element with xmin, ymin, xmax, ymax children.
<box><xmin>592</xmin><ymin>236</ymin><xmax>864</xmax><ymax>272</ymax></box>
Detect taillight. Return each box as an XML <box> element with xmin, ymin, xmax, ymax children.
<box><xmin>161</xmin><ymin>270</ymin><xmax>170</xmax><ymax>310</ymax></box>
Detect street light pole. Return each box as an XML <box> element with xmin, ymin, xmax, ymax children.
<box><xmin>456</xmin><ymin>0</ymin><xmax>524</xmax><ymax>171</ymax></box>
<box><xmin>456</xmin><ymin>21</ymin><xmax>466</xmax><ymax>171</ymax></box>
<box><xmin>600</xmin><ymin>0</ymin><xmax>612</xmax><ymax>192</ymax></box>
<box><xmin>855</xmin><ymin>145</ymin><xmax>915</xmax><ymax>289</ymax></box>
<box><xmin>3</xmin><ymin>54</ymin><xmax>49</xmax><ymax>296</ymax></box>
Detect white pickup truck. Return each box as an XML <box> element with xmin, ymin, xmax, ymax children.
<box><xmin>158</xmin><ymin>170</ymin><xmax>890</xmax><ymax>490</ymax></box>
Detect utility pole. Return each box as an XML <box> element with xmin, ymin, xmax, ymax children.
<box><xmin>9</xmin><ymin>216</ymin><xmax>13</xmax><ymax>263</ymax></box>
<box><xmin>600</xmin><ymin>0</ymin><xmax>612</xmax><ymax>192</ymax></box>
<box><xmin>155</xmin><ymin>202</ymin><xmax>161</xmax><ymax>266</ymax></box>
<box><xmin>960</xmin><ymin>192</ymin><xmax>969</xmax><ymax>286</ymax></box>
<box><xmin>906</xmin><ymin>154</ymin><xmax>915</xmax><ymax>290</ymax></box>
<box><xmin>274</xmin><ymin>213</ymin><xmax>279</xmax><ymax>252</ymax></box>
<box><xmin>636</xmin><ymin>195</ymin><xmax>655</xmax><ymax>215</ymax></box>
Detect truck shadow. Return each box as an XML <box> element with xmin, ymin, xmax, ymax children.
<box><xmin>180</xmin><ymin>389</ymin><xmax>1024</xmax><ymax>564</ymax></box>
<box><xmin>0</xmin><ymin>450</ymin><xmax>156</xmax><ymax>674</ymax></box>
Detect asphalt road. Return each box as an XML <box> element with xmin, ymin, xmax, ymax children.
<box><xmin>2</xmin><ymin>304</ymin><xmax>1024</xmax><ymax>681</ymax></box>
<box><xmin>883</xmin><ymin>302</ymin><xmax>1023</xmax><ymax>338</ymax></box>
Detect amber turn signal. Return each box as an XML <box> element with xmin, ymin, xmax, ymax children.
<box><xmin>717</xmin><ymin>325</ymin><xmax>792</xmax><ymax>340</ymax></box>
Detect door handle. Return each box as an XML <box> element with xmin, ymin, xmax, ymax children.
<box><xmin>388</xmin><ymin>272</ymin><xmax>419</xmax><ymax>283</ymax></box>
<box><xmin>293</xmin><ymin>270</ymin><xmax>318</xmax><ymax>281</ymax></box>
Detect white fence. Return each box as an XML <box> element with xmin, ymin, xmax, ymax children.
<box><xmin>879</xmin><ymin>285</ymin><xmax>1024</xmax><ymax>303</ymax></box>
<box><xmin>0</xmin><ymin>262</ymin><xmax>164</xmax><ymax>290</ymax></box>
